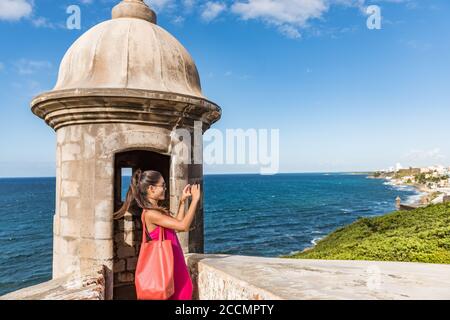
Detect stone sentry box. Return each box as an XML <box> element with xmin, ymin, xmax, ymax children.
<box><xmin>30</xmin><ymin>0</ymin><xmax>221</xmax><ymax>300</ymax></box>
<box><xmin>113</xmin><ymin>150</ymin><xmax>171</xmax><ymax>299</ymax></box>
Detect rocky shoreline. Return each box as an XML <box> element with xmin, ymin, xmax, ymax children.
<box><xmin>372</xmin><ymin>176</ymin><xmax>448</xmax><ymax>207</ymax></box>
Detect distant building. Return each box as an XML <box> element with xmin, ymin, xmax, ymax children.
<box><xmin>438</xmin><ymin>179</ymin><xmax>449</xmax><ymax>188</ymax></box>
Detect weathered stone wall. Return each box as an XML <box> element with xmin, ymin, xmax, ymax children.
<box><xmin>0</xmin><ymin>266</ymin><xmax>106</xmax><ymax>300</ymax></box>
<box><xmin>3</xmin><ymin>254</ymin><xmax>450</xmax><ymax>300</ymax></box>
<box><xmin>53</xmin><ymin>122</ymin><xmax>204</xmax><ymax>300</ymax></box>
<box><xmin>53</xmin><ymin>123</ymin><xmax>172</xmax><ymax>300</ymax></box>
<box><xmin>113</xmin><ymin>212</ymin><xmax>141</xmax><ymax>290</ymax></box>
<box><xmin>185</xmin><ymin>254</ymin><xmax>450</xmax><ymax>300</ymax></box>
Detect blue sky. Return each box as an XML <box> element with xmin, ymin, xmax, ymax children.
<box><xmin>0</xmin><ymin>0</ymin><xmax>449</xmax><ymax>177</ymax></box>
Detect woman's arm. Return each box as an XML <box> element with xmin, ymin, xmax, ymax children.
<box><xmin>146</xmin><ymin>196</ymin><xmax>200</xmax><ymax>232</ymax></box>
<box><xmin>175</xmin><ymin>199</ymin><xmax>186</xmax><ymax>221</ymax></box>
<box><xmin>174</xmin><ymin>184</ymin><xmax>192</xmax><ymax>221</ymax></box>
<box><xmin>146</xmin><ymin>183</ymin><xmax>201</xmax><ymax>232</ymax></box>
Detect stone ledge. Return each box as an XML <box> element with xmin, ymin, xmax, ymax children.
<box><xmin>0</xmin><ymin>266</ymin><xmax>106</xmax><ymax>300</ymax></box>
<box><xmin>185</xmin><ymin>253</ymin><xmax>450</xmax><ymax>300</ymax></box>
<box><xmin>30</xmin><ymin>88</ymin><xmax>221</xmax><ymax>131</ymax></box>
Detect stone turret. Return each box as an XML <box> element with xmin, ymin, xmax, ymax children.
<box><xmin>30</xmin><ymin>0</ymin><xmax>221</xmax><ymax>300</ymax></box>
<box><xmin>395</xmin><ymin>196</ymin><xmax>401</xmax><ymax>209</ymax></box>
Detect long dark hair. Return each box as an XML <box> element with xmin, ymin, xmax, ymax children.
<box><xmin>113</xmin><ymin>169</ymin><xmax>170</xmax><ymax>220</ymax></box>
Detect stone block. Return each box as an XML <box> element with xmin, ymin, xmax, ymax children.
<box><xmin>82</xmin><ymin>132</ymin><xmax>96</xmax><ymax>159</ymax></box>
<box><xmin>69</xmin><ymin>126</ymin><xmax>82</xmax><ymax>142</ymax></box>
<box><xmin>117</xmin><ymin>245</ymin><xmax>135</xmax><ymax>259</ymax></box>
<box><xmin>95</xmin><ymin>220</ymin><xmax>113</xmax><ymax>240</ymax></box>
<box><xmin>59</xmin><ymin>217</ymin><xmax>80</xmax><ymax>238</ymax></box>
<box><xmin>118</xmin><ymin>272</ymin><xmax>134</xmax><ymax>283</ymax></box>
<box><xmin>126</xmin><ymin>257</ymin><xmax>138</xmax><ymax>271</ymax></box>
<box><xmin>94</xmin><ymin>160</ymin><xmax>113</xmax><ymax>179</ymax></box>
<box><xmin>53</xmin><ymin>214</ymin><xmax>60</xmax><ymax>236</ymax></box>
<box><xmin>94</xmin><ymin>200</ymin><xmax>111</xmax><ymax>221</ymax></box>
<box><xmin>114</xmin><ymin>259</ymin><xmax>126</xmax><ymax>273</ymax></box>
<box><xmin>114</xmin><ymin>232</ymin><xmax>125</xmax><ymax>244</ymax></box>
<box><xmin>61</xmin><ymin>143</ymin><xmax>81</xmax><ymax>161</ymax></box>
<box><xmin>59</xmin><ymin>236</ymin><xmax>79</xmax><ymax>256</ymax></box>
<box><xmin>60</xmin><ymin>201</ymin><xmax>68</xmax><ymax>217</ymax></box>
<box><xmin>61</xmin><ymin>181</ymin><xmax>80</xmax><ymax>198</ymax></box>
<box><xmin>79</xmin><ymin>238</ymin><xmax>113</xmax><ymax>260</ymax></box>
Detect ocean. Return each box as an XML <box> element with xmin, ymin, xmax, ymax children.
<box><xmin>0</xmin><ymin>173</ymin><xmax>421</xmax><ymax>296</ymax></box>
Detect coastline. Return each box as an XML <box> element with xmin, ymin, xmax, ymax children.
<box><xmin>376</xmin><ymin>176</ymin><xmax>448</xmax><ymax>207</ymax></box>
<box><xmin>383</xmin><ymin>179</ymin><xmax>430</xmax><ymax>207</ymax></box>
<box><xmin>294</xmin><ymin>174</ymin><xmax>445</xmax><ymax>256</ymax></box>
<box><xmin>285</xmin><ymin>201</ymin><xmax>450</xmax><ymax>263</ymax></box>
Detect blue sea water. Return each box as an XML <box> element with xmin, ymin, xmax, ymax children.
<box><xmin>0</xmin><ymin>173</ymin><xmax>420</xmax><ymax>296</ymax></box>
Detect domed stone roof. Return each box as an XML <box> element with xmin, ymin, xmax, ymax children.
<box><xmin>54</xmin><ymin>0</ymin><xmax>203</xmax><ymax>98</ymax></box>
<box><xmin>31</xmin><ymin>0</ymin><xmax>221</xmax><ymax>131</ymax></box>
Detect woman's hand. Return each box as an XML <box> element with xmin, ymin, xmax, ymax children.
<box><xmin>190</xmin><ymin>183</ymin><xmax>201</xmax><ymax>202</ymax></box>
<box><xmin>181</xmin><ymin>184</ymin><xmax>192</xmax><ymax>202</ymax></box>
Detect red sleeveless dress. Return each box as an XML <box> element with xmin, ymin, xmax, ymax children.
<box><xmin>145</xmin><ymin>225</ymin><xmax>193</xmax><ymax>300</ymax></box>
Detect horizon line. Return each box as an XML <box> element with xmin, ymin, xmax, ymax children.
<box><xmin>0</xmin><ymin>170</ymin><xmax>376</xmax><ymax>179</ymax></box>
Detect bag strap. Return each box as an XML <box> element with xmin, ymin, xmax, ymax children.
<box><xmin>158</xmin><ymin>224</ymin><xmax>165</xmax><ymax>241</ymax></box>
<box><xmin>141</xmin><ymin>211</ymin><xmax>147</xmax><ymax>244</ymax></box>
<box><xmin>141</xmin><ymin>210</ymin><xmax>165</xmax><ymax>243</ymax></box>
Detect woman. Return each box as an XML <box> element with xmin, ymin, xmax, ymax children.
<box><xmin>113</xmin><ymin>169</ymin><xmax>201</xmax><ymax>300</ymax></box>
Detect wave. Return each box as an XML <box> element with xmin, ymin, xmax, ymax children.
<box><xmin>404</xmin><ymin>192</ymin><xmax>427</xmax><ymax>205</ymax></box>
<box><xmin>311</xmin><ymin>236</ymin><xmax>324</xmax><ymax>245</ymax></box>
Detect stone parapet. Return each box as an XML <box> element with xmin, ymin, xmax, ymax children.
<box><xmin>0</xmin><ymin>266</ymin><xmax>106</xmax><ymax>300</ymax></box>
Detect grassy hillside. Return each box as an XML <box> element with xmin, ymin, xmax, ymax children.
<box><xmin>282</xmin><ymin>202</ymin><xmax>450</xmax><ymax>264</ymax></box>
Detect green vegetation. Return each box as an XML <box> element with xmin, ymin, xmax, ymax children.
<box><xmin>414</xmin><ymin>172</ymin><xmax>447</xmax><ymax>185</ymax></box>
<box><xmin>282</xmin><ymin>202</ymin><xmax>450</xmax><ymax>264</ymax></box>
<box><xmin>392</xmin><ymin>168</ymin><xmax>419</xmax><ymax>179</ymax></box>
<box><xmin>372</xmin><ymin>171</ymin><xmax>381</xmax><ymax>178</ymax></box>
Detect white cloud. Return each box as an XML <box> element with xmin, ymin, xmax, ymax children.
<box><xmin>145</xmin><ymin>0</ymin><xmax>176</xmax><ymax>12</ymax></box>
<box><xmin>403</xmin><ymin>39</ymin><xmax>432</xmax><ymax>51</ymax></box>
<box><xmin>403</xmin><ymin>148</ymin><xmax>446</xmax><ymax>162</ymax></box>
<box><xmin>201</xmin><ymin>2</ymin><xmax>227</xmax><ymax>21</ymax></box>
<box><xmin>231</xmin><ymin>0</ymin><xmax>328</xmax><ymax>37</ymax></box>
<box><xmin>183</xmin><ymin>0</ymin><xmax>196</xmax><ymax>11</ymax></box>
<box><xmin>0</xmin><ymin>0</ymin><xmax>61</xmax><ymax>28</ymax></box>
<box><xmin>232</xmin><ymin>0</ymin><xmax>328</xmax><ymax>25</ymax></box>
<box><xmin>68</xmin><ymin>0</ymin><xmax>413</xmax><ymax>39</ymax></box>
<box><xmin>228</xmin><ymin>0</ymin><xmax>412</xmax><ymax>38</ymax></box>
<box><xmin>0</xmin><ymin>0</ymin><xmax>32</xmax><ymax>21</ymax></box>
<box><xmin>0</xmin><ymin>62</ymin><xmax>4</xmax><ymax>71</ymax></box>
<box><xmin>14</xmin><ymin>59</ymin><xmax>52</xmax><ymax>75</ymax></box>
<box><xmin>30</xmin><ymin>16</ymin><xmax>59</xmax><ymax>28</ymax></box>
<box><xmin>172</xmin><ymin>15</ymin><xmax>185</xmax><ymax>25</ymax></box>
<box><xmin>278</xmin><ymin>24</ymin><xmax>301</xmax><ymax>38</ymax></box>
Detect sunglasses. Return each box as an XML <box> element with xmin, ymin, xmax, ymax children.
<box><xmin>152</xmin><ymin>182</ymin><xmax>167</xmax><ymax>191</ymax></box>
